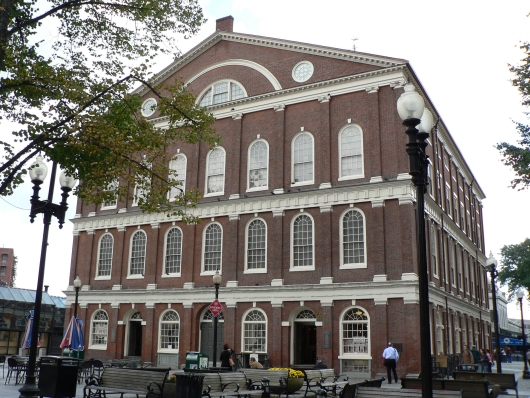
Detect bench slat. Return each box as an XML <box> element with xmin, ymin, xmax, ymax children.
<box><xmin>356</xmin><ymin>387</ymin><xmax>462</xmax><ymax>398</ymax></box>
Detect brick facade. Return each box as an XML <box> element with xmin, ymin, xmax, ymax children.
<box><xmin>67</xmin><ymin>17</ymin><xmax>490</xmax><ymax>377</ymax></box>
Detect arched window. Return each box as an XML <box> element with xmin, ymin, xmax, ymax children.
<box><xmin>165</xmin><ymin>228</ymin><xmax>183</xmax><ymax>275</ymax></box>
<box><xmin>199</xmin><ymin>81</ymin><xmax>246</xmax><ymax>107</ymax></box>
<box><xmin>243</xmin><ymin>309</ymin><xmax>267</xmax><ymax>353</ymax></box>
<box><xmin>168</xmin><ymin>154</ymin><xmax>187</xmax><ymax>201</ymax></box>
<box><xmin>159</xmin><ymin>310</ymin><xmax>180</xmax><ymax>351</ymax></box>
<box><xmin>96</xmin><ymin>233</ymin><xmax>113</xmax><ymax>278</ymax></box>
<box><xmin>203</xmin><ymin>223</ymin><xmax>222</xmax><ymax>273</ymax></box>
<box><xmin>89</xmin><ymin>310</ymin><xmax>109</xmax><ymax>349</ymax></box>
<box><xmin>129</xmin><ymin>230</ymin><xmax>146</xmax><ymax>276</ymax></box>
<box><xmin>246</xmin><ymin>219</ymin><xmax>266</xmax><ymax>271</ymax></box>
<box><xmin>292</xmin><ymin>133</ymin><xmax>314</xmax><ymax>184</ymax></box>
<box><xmin>339</xmin><ymin>125</ymin><xmax>363</xmax><ymax>179</ymax></box>
<box><xmin>341</xmin><ymin>308</ymin><xmax>369</xmax><ymax>354</ymax></box>
<box><xmin>292</xmin><ymin>214</ymin><xmax>314</xmax><ymax>269</ymax></box>
<box><xmin>206</xmin><ymin>147</ymin><xmax>226</xmax><ymax>195</ymax></box>
<box><xmin>248</xmin><ymin>140</ymin><xmax>268</xmax><ymax>190</ymax></box>
<box><xmin>341</xmin><ymin>210</ymin><xmax>366</xmax><ymax>268</ymax></box>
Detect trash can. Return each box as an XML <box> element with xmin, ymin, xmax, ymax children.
<box><xmin>38</xmin><ymin>356</ymin><xmax>80</xmax><ymax>398</ymax></box>
<box><xmin>174</xmin><ymin>373</ymin><xmax>204</xmax><ymax>398</ymax></box>
<box><xmin>185</xmin><ymin>351</ymin><xmax>209</xmax><ymax>369</ymax></box>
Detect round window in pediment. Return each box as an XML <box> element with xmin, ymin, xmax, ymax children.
<box><xmin>292</xmin><ymin>61</ymin><xmax>314</xmax><ymax>83</ymax></box>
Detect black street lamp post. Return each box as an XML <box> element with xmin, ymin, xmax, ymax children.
<box><xmin>486</xmin><ymin>253</ymin><xmax>502</xmax><ymax>373</ymax></box>
<box><xmin>19</xmin><ymin>156</ymin><xmax>76</xmax><ymax>398</ymax></box>
<box><xmin>397</xmin><ymin>83</ymin><xmax>434</xmax><ymax>398</ymax></box>
<box><xmin>73</xmin><ymin>276</ymin><xmax>82</xmax><ymax>318</ymax></box>
<box><xmin>516</xmin><ymin>288</ymin><xmax>530</xmax><ymax>379</ymax></box>
<box><xmin>212</xmin><ymin>271</ymin><xmax>222</xmax><ymax>368</ymax></box>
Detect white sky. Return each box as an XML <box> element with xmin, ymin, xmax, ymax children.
<box><xmin>1</xmin><ymin>1</ymin><xmax>530</xmax><ymax>319</ymax></box>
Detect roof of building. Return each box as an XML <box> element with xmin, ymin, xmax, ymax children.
<box><xmin>0</xmin><ymin>286</ymin><xmax>65</xmax><ymax>308</ymax></box>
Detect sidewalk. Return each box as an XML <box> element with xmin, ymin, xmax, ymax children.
<box><xmin>2</xmin><ymin>362</ymin><xmax>530</xmax><ymax>397</ymax></box>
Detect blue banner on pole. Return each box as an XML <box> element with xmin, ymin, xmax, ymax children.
<box><xmin>494</xmin><ymin>336</ymin><xmax>523</xmax><ymax>346</ymax></box>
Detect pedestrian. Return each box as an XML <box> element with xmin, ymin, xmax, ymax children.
<box><xmin>382</xmin><ymin>342</ymin><xmax>399</xmax><ymax>384</ymax></box>
<box><xmin>506</xmin><ymin>347</ymin><xmax>512</xmax><ymax>363</ymax></box>
<box><xmin>461</xmin><ymin>345</ymin><xmax>474</xmax><ymax>369</ymax></box>
<box><xmin>250</xmin><ymin>357</ymin><xmax>263</xmax><ymax>368</ymax></box>
<box><xmin>314</xmin><ymin>356</ymin><xmax>328</xmax><ymax>369</ymax></box>
<box><xmin>220</xmin><ymin>343</ymin><xmax>234</xmax><ymax>371</ymax></box>
<box><xmin>478</xmin><ymin>348</ymin><xmax>489</xmax><ymax>372</ymax></box>
<box><xmin>471</xmin><ymin>345</ymin><xmax>480</xmax><ymax>365</ymax></box>
<box><xmin>485</xmin><ymin>349</ymin><xmax>493</xmax><ymax>373</ymax></box>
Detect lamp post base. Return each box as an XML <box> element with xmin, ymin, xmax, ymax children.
<box><xmin>19</xmin><ymin>380</ymin><xmax>40</xmax><ymax>398</ymax></box>
<box><xmin>523</xmin><ymin>370</ymin><xmax>530</xmax><ymax>379</ymax></box>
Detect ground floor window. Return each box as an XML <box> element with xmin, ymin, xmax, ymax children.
<box><xmin>342</xmin><ymin>358</ymin><xmax>370</xmax><ymax>374</ymax></box>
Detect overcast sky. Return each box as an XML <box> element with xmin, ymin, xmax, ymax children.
<box><xmin>1</xmin><ymin>1</ymin><xmax>529</xmax><ymax>318</ymax></box>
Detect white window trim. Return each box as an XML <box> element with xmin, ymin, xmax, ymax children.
<box><xmin>244</xmin><ymin>218</ymin><xmax>267</xmax><ymax>274</ymax></box>
<box><xmin>339</xmin><ymin>208</ymin><xmax>367</xmax><ymax>269</ymax></box>
<box><xmin>158</xmin><ymin>309</ymin><xmax>180</xmax><ymax>353</ymax></box>
<box><xmin>338</xmin><ymin>124</ymin><xmax>365</xmax><ymax>181</ymax></box>
<box><xmin>204</xmin><ymin>147</ymin><xmax>226</xmax><ymax>197</ymax></box>
<box><xmin>168</xmin><ymin>154</ymin><xmax>187</xmax><ymax>202</ymax></box>
<box><xmin>290</xmin><ymin>213</ymin><xmax>315</xmax><ymax>271</ymax></box>
<box><xmin>127</xmin><ymin>230</ymin><xmax>146</xmax><ymax>279</ymax></box>
<box><xmin>240</xmin><ymin>308</ymin><xmax>268</xmax><ymax>354</ymax></box>
<box><xmin>163</xmin><ymin>227</ymin><xmax>183</xmax><ymax>277</ymax></box>
<box><xmin>339</xmin><ymin>306</ymin><xmax>370</xmax><ymax>358</ymax></box>
<box><xmin>431</xmin><ymin>226</ymin><xmax>439</xmax><ymax>279</ymax></box>
<box><xmin>196</xmin><ymin>79</ymin><xmax>248</xmax><ymax>107</ymax></box>
<box><xmin>88</xmin><ymin>310</ymin><xmax>109</xmax><ymax>350</ymax></box>
<box><xmin>200</xmin><ymin>222</ymin><xmax>223</xmax><ymax>275</ymax></box>
<box><xmin>95</xmin><ymin>233</ymin><xmax>113</xmax><ymax>280</ymax></box>
<box><xmin>101</xmin><ymin>183</ymin><xmax>118</xmax><ymax>210</ymax></box>
<box><xmin>291</xmin><ymin>132</ymin><xmax>315</xmax><ymax>187</ymax></box>
<box><xmin>246</xmin><ymin>139</ymin><xmax>269</xmax><ymax>192</ymax></box>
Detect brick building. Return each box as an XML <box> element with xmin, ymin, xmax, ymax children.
<box><xmin>67</xmin><ymin>16</ymin><xmax>491</xmax><ymax>377</ymax></box>
<box><xmin>0</xmin><ymin>248</ymin><xmax>16</xmax><ymax>287</ymax></box>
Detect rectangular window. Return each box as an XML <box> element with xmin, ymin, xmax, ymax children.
<box><xmin>445</xmin><ymin>183</ymin><xmax>452</xmax><ymax>217</ymax></box>
<box><xmin>453</xmin><ymin>194</ymin><xmax>459</xmax><ymax>225</ymax></box>
<box><xmin>0</xmin><ymin>266</ymin><xmax>6</xmax><ymax>275</ymax></box>
<box><xmin>213</xmin><ymin>82</ymin><xmax>229</xmax><ymax>104</ymax></box>
<box><xmin>437</xmin><ymin>172</ymin><xmax>443</xmax><ymax>206</ymax></box>
<box><xmin>460</xmin><ymin>203</ymin><xmax>465</xmax><ymax>231</ymax></box>
<box><xmin>466</xmin><ymin>211</ymin><xmax>472</xmax><ymax>238</ymax></box>
<box><xmin>1</xmin><ymin>254</ymin><xmax>7</xmax><ymax>263</ymax></box>
<box><xmin>244</xmin><ymin>323</ymin><xmax>266</xmax><ymax>352</ymax></box>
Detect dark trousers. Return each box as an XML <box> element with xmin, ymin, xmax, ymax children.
<box><xmin>384</xmin><ymin>358</ymin><xmax>397</xmax><ymax>383</ymax></box>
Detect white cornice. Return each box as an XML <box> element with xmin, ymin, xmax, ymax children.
<box><xmin>71</xmin><ymin>180</ymin><xmax>413</xmax><ymax>233</ymax></box>
<box><xmin>148</xmin><ymin>68</ymin><xmax>407</xmax><ymax>127</ymax></box>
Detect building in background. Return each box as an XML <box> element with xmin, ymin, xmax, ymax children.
<box><xmin>0</xmin><ymin>286</ymin><xmax>65</xmax><ymax>356</ymax></box>
<box><xmin>0</xmin><ymin>248</ymin><xmax>16</xmax><ymax>287</ymax></box>
<box><xmin>66</xmin><ymin>16</ymin><xmax>491</xmax><ymax>377</ymax></box>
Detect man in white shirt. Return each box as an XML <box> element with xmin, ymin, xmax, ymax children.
<box><xmin>382</xmin><ymin>342</ymin><xmax>399</xmax><ymax>384</ymax></box>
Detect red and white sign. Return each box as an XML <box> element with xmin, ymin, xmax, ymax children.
<box><xmin>209</xmin><ymin>299</ymin><xmax>224</xmax><ymax>317</ymax></box>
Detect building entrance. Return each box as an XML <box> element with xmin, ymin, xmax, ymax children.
<box><xmin>127</xmin><ymin>321</ymin><xmax>142</xmax><ymax>356</ymax></box>
<box><xmin>294</xmin><ymin>323</ymin><xmax>316</xmax><ymax>365</ymax></box>
<box><xmin>200</xmin><ymin>310</ymin><xmax>224</xmax><ymax>367</ymax></box>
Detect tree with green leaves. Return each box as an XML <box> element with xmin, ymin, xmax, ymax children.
<box><xmin>0</xmin><ymin>0</ymin><xmax>218</xmax><ymax>221</ymax></box>
<box><xmin>497</xmin><ymin>238</ymin><xmax>530</xmax><ymax>300</ymax></box>
<box><xmin>496</xmin><ymin>41</ymin><xmax>530</xmax><ymax>189</ymax></box>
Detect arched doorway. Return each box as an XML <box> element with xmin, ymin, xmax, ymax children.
<box><xmin>199</xmin><ymin>309</ymin><xmax>224</xmax><ymax>367</ymax></box>
<box><xmin>125</xmin><ymin>311</ymin><xmax>143</xmax><ymax>357</ymax></box>
<box><xmin>292</xmin><ymin>309</ymin><xmax>317</xmax><ymax>365</ymax></box>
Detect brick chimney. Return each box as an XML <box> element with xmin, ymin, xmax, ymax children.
<box><xmin>216</xmin><ymin>16</ymin><xmax>234</xmax><ymax>32</ymax></box>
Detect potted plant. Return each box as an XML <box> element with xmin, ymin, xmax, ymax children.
<box><xmin>162</xmin><ymin>373</ymin><xmax>177</xmax><ymax>398</ymax></box>
<box><xmin>268</xmin><ymin>367</ymin><xmax>305</xmax><ymax>393</ymax></box>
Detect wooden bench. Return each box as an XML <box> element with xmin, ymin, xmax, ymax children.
<box><xmin>83</xmin><ymin>367</ymin><xmax>169</xmax><ymax>398</ymax></box>
<box><xmin>202</xmin><ymin>373</ymin><xmax>240</xmax><ymax>397</ymax></box>
<box><xmin>219</xmin><ymin>371</ymin><xmax>264</xmax><ymax>397</ymax></box>
<box><xmin>302</xmin><ymin>368</ymin><xmax>348</xmax><ymax>396</ymax></box>
<box><xmin>400</xmin><ymin>378</ymin><xmax>491</xmax><ymax>398</ymax></box>
<box><xmin>338</xmin><ymin>378</ymin><xmax>385</xmax><ymax>398</ymax></box>
<box><xmin>355</xmin><ymin>386</ymin><xmax>462</xmax><ymax>398</ymax></box>
<box><xmin>242</xmin><ymin>369</ymin><xmax>289</xmax><ymax>396</ymax></box>
<box><xmin>452</xmin><ymin>371</ymin><xmax>518</xmax><ymax>397</ymax></box>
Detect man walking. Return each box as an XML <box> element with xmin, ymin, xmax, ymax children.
<box><xmin>382</xmin><ymin>342</ymin><xmax>399</xmax><ymax>384</ymax></box>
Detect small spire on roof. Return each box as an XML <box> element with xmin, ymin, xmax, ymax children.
<box><xmin>351</xmin><ymin>37</ymin><xmax>359</xmax><ymax>52</ymax></box>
